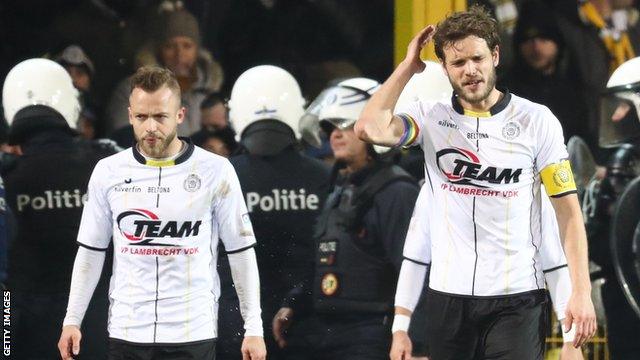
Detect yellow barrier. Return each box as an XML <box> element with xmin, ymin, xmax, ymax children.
<box><xmin>394</xmin><ymin>0</ymin><xmax>466</xmax><ymax>64</ymax></box>
<box><xmin>545</xmin><ymin>314</ymin><xmax>609</xmax><ymax>360</ymax></box>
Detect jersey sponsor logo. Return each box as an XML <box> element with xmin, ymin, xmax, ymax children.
<box><xmin>114</xmin><ymin>185</ymin><xmax>142</xmax><ymax>193</ymax></box>
<box><xmin>440</xmin><ymin>183</ymin><xmax>520</xmax><ymax>198</ymax></box>
<box><xmin>16</xmin><ymin>189</ymin><xmax>87</xmax><ymax>212</ymax></box>
<box><xmin>467</xmin><ymin>132</ymin><xmax>489</xmax><ymax>140</ymax></box>
<box><xmin>246</xmin><ymin>189</ymin><xmax>319</xmax><ymax>212</ymax></box>
<box><xmin>239</xmin><ymin>213</ymin><xmax>254</xmax><ymax>237</ymax></box>
<box><xmin>116</xmin><ymin>209</ymin><xmax>202</xmax><ymax>246</ymax></box>
<box><xmin>436</xmin><ymin>147</ymin><xmax>523</xmax><ymax>187</ymax></box>
<box><xmin>502</xmin><ymin>121</ymin><xmax>521</xmax><ymax>140</ymax></box>
<box><xmin>147</xmin><ymin>186</ymin><xmax>170</xmax><ymax>193</ymax></box>
<box><xmin>184</xmin><ymin>173</ymin><xmax>201</xmax><ymax>192</ymax></box>
<box><xmin>438</xmin><ymin>119</ymin><xmax>459</xmax><ymax>129</ymax></box>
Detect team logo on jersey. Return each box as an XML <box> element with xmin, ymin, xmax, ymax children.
<box><xmin>117</xmin><ymin>209</ymin><xmax>202</xmax><ymax>246</ymax></box>
<box><xmin>436</xmin><ymin>147</ymin><xmax>522</xmax><ymax>187</ymax></box>
<box><xmin>321</xmin><ymin>273</ymin><xmax>339</xmax><ymax>296</ymax></box>
<box><xmin>183</xmin><ymin>173</ymin><xmax>202</xmax><ymax>192</ymax></box>
<box><xmin>501</xmin><ymin>121</ymin><xmax>521</xmax><ymax>140</ymax></box>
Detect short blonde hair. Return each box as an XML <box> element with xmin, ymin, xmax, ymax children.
<box><xmin>129</xmin><ymin>66</ymin><xmax>181</xmax><ymax>98</ymax></box>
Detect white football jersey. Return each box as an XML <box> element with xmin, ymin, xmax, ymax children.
<box><xmin>397</xmin><ymin>92</ymin><xmax>574</xmax><ymax>296</ymax></box>
<box><xmin>77</xmin><ymin>141</ymin><xmax>256</xmax><ymax>343</ymax></box>
<box><xmin>403</xmin><ymin>185</ymin><xmax>568</xmax><ymax>277</ymax></box>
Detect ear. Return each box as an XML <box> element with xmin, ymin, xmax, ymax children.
<box><xmin>492</xmin><ymin>45</ymin><xmax>500</xmax><ymax>67</ymax></box>
<box><xmin>176</xmin><ymin>107</ymin><xmax>186</xmax><ymax>125</ymax></box>
<box><xmin>128</xmin><ymin>107</ymin><xmax>134</xmax><ymax>125</ymax></box>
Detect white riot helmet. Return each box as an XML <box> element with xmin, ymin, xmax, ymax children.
<box><xmin>599</xmin><ymin>56</ymin><xmax>640</xmax><ymax>147</ymax></box>
<box><xmin>300</xmin><ymin>77</ymin><xmax>380</xmax><ymax>148</ymax></box>
<box><xmin>395</xmin><ymin>60</ymin><xmax>452</xmax><ymax>112</ymax></box>
<box><xmin>228</xmin><ymin>65</ymin><xmax>305</xmax><ymax>139</ymax></box>
<box><xmin>3</xmin><ymin>58</ymin><xmax>80</xmax><ymax>133</ymax></box>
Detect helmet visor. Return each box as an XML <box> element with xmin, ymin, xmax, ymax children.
<box><xmin>599</xmin><ymin>88</ymin><xmax>640</xmax><ymax>147</ymax></box>
<box><xmin>299</xmin><ymin>85</ymin><xmax>367</xmax><ymax>146</ymax></box>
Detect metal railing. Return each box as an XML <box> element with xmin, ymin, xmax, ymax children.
<box><xmin>545</xmin><ymin>319</ymin><xmax>609</xmax><ymax>360</ymax></box>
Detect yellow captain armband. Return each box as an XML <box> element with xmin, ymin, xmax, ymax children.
<box><xmin>540</xmin><ymin>160</ymin><xmax>577</xmax><ymax>197</ymax></box>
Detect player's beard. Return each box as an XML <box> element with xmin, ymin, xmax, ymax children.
<box><xmin>451</xmin><ymin>67</ymin><xmax>497</xmax><ymax>105</ymax></box>
<box><xmin>138</xmin><ymin>130</ymin><xmax>177</xmax><ymax>158</ymax></box>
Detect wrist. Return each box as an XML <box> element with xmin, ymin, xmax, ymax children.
<box><xmin>392</xmin><ymin>314</ymin><xmax>411</xmax><ymax>333</ymax></box>
<box><xmin>399</xmin><ymin>60</ymin><xmax>420</xmax><ymax>75</ymax></box>
<box><xmin>244</xmin><ymin>330</ymin><xmax>264</xmax><ymax>337</ymax></box>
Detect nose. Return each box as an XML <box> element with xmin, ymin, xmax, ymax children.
<box><xmin>145</xmin><ymin>118</ymin><xmax>158</xmax><ymax>133</ymax></box>
<box><xmin>464</xmin><ymin>61</ymin><xmax>478</xmax><ymax>77</ymax></box>
<box><xmin>330</xmin><ymin>127</ymin><xmax>343</xmax><ymax>141</ymax></box>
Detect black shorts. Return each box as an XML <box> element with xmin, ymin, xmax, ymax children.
<box><xmin>425</xmin><ymin>289</ymin><xmax>548</xmax><ymax>360</ymax></box>
<box><xmin>108</xmin><ymin>338</ymin><xmax>216</xmax><ymax>360</ymax></box>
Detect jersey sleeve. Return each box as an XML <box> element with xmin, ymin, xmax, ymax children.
<box><xmin>213</xmin><ymin>161</ymin><xmax>257</xmax><ymax>253</ymax></box>
<box><xmin>539</xmin><ymin>188</ymin><xmax>568</xmax><ymax>271</ymax></box>
<box><xmin>372</xmin><ymin>179</ymin><xmax>419</xmax><ymax>270</ymax></box>
<box><xmin>535</xmin><ymin>107</ymin><xmax>577</xmax><ymax>197</ymax></box>
<box><xmin>77</xmin><ymin>161</ymin><xmax>113</xmax><ymax>251</ymax></box>
<box><xmin>402</xmin><ymin>185</ymin><xmax>431</xmax><ymax>265</ymax></box>
<box><xmin>394</xmin><ymin>100</ymin><xmax>431</xmax><ymax>147</ymax></box>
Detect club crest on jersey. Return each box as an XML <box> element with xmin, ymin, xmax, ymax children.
<box><xmin>184</xmin><ymin>173</ymin><xmax>202</xmax><ymax>192</ymax></box>
<box><xmin>436</xmin><ymin>147</ymin><xmax>522</xmax><ymax>187</ymax></box>
<box><xmin>502</xmin><ymin>121</ymin><xmax>521</xmax><ymax>140</ymax></box>
<box><xmin>116</xmin><ymin>209</ymin><xmax>202</xmax><ymax>246</ymax></box>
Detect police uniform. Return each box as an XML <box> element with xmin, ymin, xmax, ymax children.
<box><xmin>217</xmin><ymin>147</ymin><xmax>330</xmax><ymax>360</ymax></box>
<box><xmin>4</xmin><ymin>129</ymin><xmax>118</xmax><ymax>359</ymax></box>
<box><xmin>281</xmin><ymin>161</ymin><xmax>419</xmax><ymax>360</ymax></box>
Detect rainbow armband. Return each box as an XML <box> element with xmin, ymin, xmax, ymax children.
<box><xmin>394</xmin><ymin>113</ymin><xmax>420</xmax><ymax>148</ymax></box>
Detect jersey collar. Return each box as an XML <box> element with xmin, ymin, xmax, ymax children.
<box><xmin>132</xmin><ymin>136</ymin><xmax>195</xmax><ymax>167</ymax></box>
<box><xmin>451</xmin><ymin>87</ymin><xmax>511</xmax><ymax>118</ymax></box>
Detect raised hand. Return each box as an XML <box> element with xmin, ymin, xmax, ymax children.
<box><xmin>404</xmin><ymin>25</ymin><xmax>436</xmax><ymax>74</ymax></box>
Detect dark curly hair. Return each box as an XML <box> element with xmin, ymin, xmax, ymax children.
<box><xmin>433</xmin><ymin>5</ymin><xmax>500</xmax><ymax>61</ymax></box>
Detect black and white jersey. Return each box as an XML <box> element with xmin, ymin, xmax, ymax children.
<box><xmin>77</xmin><ymin>141</ymin><xmax>256</xmax><ymax>343</ymax></box>
<box><xmin>397</xmin><ymin>91</ymin><xmax>576</xmax><ymax>296</ymax></box>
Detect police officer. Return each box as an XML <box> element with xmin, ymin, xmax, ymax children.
<box><xmin>588</xmin><ymin>56</ymin><xmax>640</xmax><ymax>359</ymax></box>
<box><xmin>216</xmin><ymin>65</ymin><xmax>330</xmax><ymax>360</ymax></box>
<box><xmin>2</xmin><ymin>58</ymin><xmax>118</xmax><ymax>359</ymax></box>
<box><xmin>272</xmin><ymin>78</ymin><xmax>420</xmax><ymax>360</ymax></box>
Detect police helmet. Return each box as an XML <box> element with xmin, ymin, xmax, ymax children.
<box><xmin>228</xmin><ymin>65</ymin><xmax>305</xmax><ymax>139</ymax></box>
<box><xmin>394</xmin><ymin>60</ymin><xmax>452</xmax><ymax>111</ymax></box>
<box><xmin>599</xmin><ymin>56</ymin><xmax>640</xmax><ymax>147</ymax></box>
<box><xmin>2</xmin><ymin>58</ymin><xmax>80</xmax><ymax>143</ymax></box>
